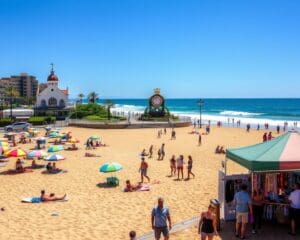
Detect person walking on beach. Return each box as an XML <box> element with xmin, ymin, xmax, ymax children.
<box><xmin>160</xmin><ymin>144</ymin><xmax>165</xmax><ymax>160</ymax></box>
<box><xmin>149</xmin><ymin>145</ymin><xmax>153</xmax><ymax>158</ymax></box>
<box><xmin>177</xmin><ymin>155</ymin><xmax>184</xmax><ymax>180</ymax></box>
<box><xmin>276</xmin><ymin>125</ymin><xmax>280</xmax><ymax>134</ymax></box>
<box><xmin>187</xmin><ymin>155</ymin><xmax>195</xmax><ymax>180</ymax></box>
<box><xmin>198</xmin><ymin>204</ymin><xmax>218</xmax><ymax>240</ymax></box>
<box><xmin>233</xmin><ymin>184</ymin><xmax>253</xmax><ymax>239</ymax></box>
<box><xmin>140</xmin><ymin>157</ymin><xmax>150</xmax><ymax>183</ymax></box>
<box><xmin>198</xmin><ymin>134</ymin><xmax>202</xmax><ymax>146</ymax></box>
<box><xmin>288</xmin><ymin>183</ymin><xmax>300</xmax><ymax>236</ymax></box>
<box><xmin>170</xmin><ymin>155</ymin><xmax>176</xmax><ymax>176</ymax></box>
<box><xmin>151</xmin><ymin>197</ymin><xmax>172</xmax><ymax>240</ymax></box>
<box><xmin>246</xmin><ymin>124</ymin><xmax>250</xmax><ymax>132</ymax></box>
<box><xmin>171</xmin><ymin>129</ymin><xmax>176</xmax><ymax>140</ymax></box>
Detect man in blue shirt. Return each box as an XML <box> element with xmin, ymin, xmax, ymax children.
<box><xmin>234</xmin><ymin>184</ymin><xmax>253</xmax><ymax>239</ymax></box>
<box><xmin>151</xmin><ymin>197</ymin><xmax>172</xmax><ymax>240</ymax></box>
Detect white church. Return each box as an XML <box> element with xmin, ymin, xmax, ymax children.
<box><xmin>35</xmin><ymin>65</ymin><xmax>71</xmax><ymax>119</ymax></box>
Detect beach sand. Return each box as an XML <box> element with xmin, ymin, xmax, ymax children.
<box><xmin>0</xmin><ymin>126</ymin><xmax>280</xmax><ymax>239</ymax></box>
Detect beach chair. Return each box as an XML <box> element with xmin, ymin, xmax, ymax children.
<box><xmin>106</xmin><ymin>177</ymin><xmax>119</xmax><ymax>186</ymax></box>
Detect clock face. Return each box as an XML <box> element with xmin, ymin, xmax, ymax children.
<box><xmin>151</xmin><ymin>95</ymin><xmax>163</xmax><ymax>107</ymax></box>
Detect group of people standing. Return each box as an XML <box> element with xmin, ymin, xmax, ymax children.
<box><xmin>169</xmin><ymin>155</ymin><xmax>195</xmax><ymax>180</ymax></box>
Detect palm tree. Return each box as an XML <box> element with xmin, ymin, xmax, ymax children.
<box><xmin>78</xmin><ymin>93</ymin><xmax>85</xmax><ymax>104</ymax></box>
<box><xmin>4</xmin><ymin>86</ymin><xmax>19</xmax><ymax>119</ymax></box>
<box><xmin>103</xmin><ymin>99</ymin><xmax>114</xmax><ymax>120</ymax></box>
<box><xmin>87</xmin><ymin>92</ymin><xmax>99</xmax><ymax>104</ymax></box>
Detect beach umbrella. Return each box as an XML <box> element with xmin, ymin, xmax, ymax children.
<box><xmin>44</xmin><ymin>154</ymin><xmax>65</xmax><ymax>161</ymax></box>
<box><xmin>35</xmin><ymin>137</ymin><xmax>46</xmax><ymax>141</ymax></box>
<box><xmin>27</xmin><ymin>150</ymin><xmax>48</xmax><ymax>159</ymax></box>
<box><xmin>4</xmin><ymin>148</ymin><xmax>27</xmax><ymax>157</ymax></box>
<box><xmin>99</xmin><ymin>162</ymin><xmax>122</xmax><ymax>173</ymax></box>
<box><xmin>0</xmin><ymin>141</ymin><xmax>9</xmax><ymax>147</ymax></box>
<box><xmin>5</xmin><ymin>132</ymin><xmax>16</xmax><ymax>136</ymax></box>
<box><xmin>48</xmin><ymin>132</ymin><xmax>59</xmax><ymax>138</ymax></box>
<box><xmin>0</xmin><ymin>145</ymin><xmax>10</xmax><ymax>153</ymax></box>
<box><xmin>89</xmin><ymin>135</ymin><xmax>100</xmax><ymax>140</ymax></box>
<box><xmin>68</xmin><ymin>137</ymin><xmax>80</xmax><ymax>143</ymax></box>
<box><xmin>48</xmin><ymin>145</ymin><xmax>64</xmax><ymax>152</ymax></box>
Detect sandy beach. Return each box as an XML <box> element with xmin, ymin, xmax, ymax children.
<box><xmin>0</xmin><ymin>126</ymin><xmax>277</xmax><ymax>239</ymax></box>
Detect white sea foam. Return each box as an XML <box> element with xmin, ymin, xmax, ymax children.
<box><xmin>219</xmin><ymin>111</ymin><xmax>263</xmax><ymax>116</ymax></box>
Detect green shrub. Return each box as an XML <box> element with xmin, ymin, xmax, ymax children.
<box><xmin>29</xmin><ymin>116</ymin><xmax>56</xmax><ymax>125</ymax></box>
<box><xmin>0</xmin><ymin>118</ymin><xmax>13</xmax><ymax>127</ymax></box>
<box><xmin>70</xmin><ymin>103</ymin><xmax>107</xmax><ymax>119</ymax></box>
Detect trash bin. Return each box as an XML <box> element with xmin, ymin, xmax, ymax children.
<box><xmin>210</xmin><ymin>199</ymin><xmax>221</xmax><ymax>231</ymax></box>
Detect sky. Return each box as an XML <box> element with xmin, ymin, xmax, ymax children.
<box><xmin>0</xmin><ymin>0</ymin><xmax>300</xmax><ymax>98</ymax></box>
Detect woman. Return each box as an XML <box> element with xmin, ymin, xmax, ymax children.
<box><xmin>177</xmin><ymin>155</ymin><xmax>184</xmax><ymax>180</ymax></box>
<box><xmin>170</xmin><ymin>155</ymin><xmax>176</xmax><ymax>176</ymax></box>
<box><xmin>40</xmin><ymin>190</ymin><xmax>66</xmax><ymax>202</ymax></box>
<box><xmin>252</xmin><ymin>189</ymin><xmax>264</xmax><ymax>234</ymax></box>
<box><xmin>198</xmin><ymin>205</ymin><xmax>218</xmax><ymax>240</ymax></box>
<box><xmin>187</xmin><ymin>155</ymin><xmax>195</xmax><ymax>179</ymax></box>
<box><xmin>124</xmin><ymin>180</ymin><xmax>141</xmax><ymax>192</ymax></box>
<box><xmin>148</xmin><ymin>145</ymin><xmax>153</xmax><ymax>158</ymax></box>
<box><xmin>15</xmin><ymin>158</ymin><xmax>24</xmax><ymax>173</ymax></box>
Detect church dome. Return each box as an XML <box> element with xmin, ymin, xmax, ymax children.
<box><xmin>47</xmin><ymin>70</ymin><xmax>58</xmax><ymax>81</ymax></box>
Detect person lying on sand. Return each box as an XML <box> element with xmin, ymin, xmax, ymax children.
<box><xmin>66</xmin><ymin>144</ymin><xmax>78</xmax><ymax>150</ymax></box>
<box><xmin>46</xmin><ymin>163</ymin><xmax>62</xmax><ymax>173</ymax></box>
<box><xmin>85</xmin><ymin>152</ymin><xmax>101</xmax><ymax>157</ymax></box>
<box><xmin>95</xmin><ymin>141</ymin><xmax>107</xmax><ymax>147</ymax></box>
<box><xmin>141</xmin><ymin>149</ymin><xmax>148</xmax><ymax>156</ymax></box>
<box><xmin>40</xmin><ymin>190</ymin><xmax>66</xmax><ymax>202</ymax></box>
<box><xmin>124</xmin><ymin>180</ymin><xmax>142</xmax><ymax>192</ymax></box>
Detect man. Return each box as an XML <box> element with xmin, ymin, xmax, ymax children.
<box><xmin>288</xmin><ymin>183</ymin><xmax>300</xmax><ymax>236</ymax></box>
<box><xmin>198</xmin><ymin>134</ymin><xmax>202</xmax><ymax>146</ymax></box>
<box><xmin>140</xmin><ymin>157</ymin><xmax>150</xmax><ymax>183</ymax></box>
<box><xmin>160</xmin><ymin>143</ymin><xmax>165</xmax><ymax>160</ymax></box>
<box><xmin>151</xmin><ymin>197</ymin><xmax>172</xmax><ymax>240</ymax></box>
<box><xmin>129</xmin><ymin>230</ymin><xmax>136</xmax><ymax>240</ymax></box>
<box><xmin>234</xmin><ymin>184</ymin><xmax>253</xmax><ymax>239</ymax></box>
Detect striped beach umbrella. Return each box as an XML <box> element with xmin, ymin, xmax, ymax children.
<box><xmin>48</xmin><ymin>145</ymin><xmax>64</xmax><ymax>152</ymax></box>
<box><xmin>89</xmin><ymin>135</ymin><xmax>100</xmax><ymax>140</ymax></box>
<box><xmin>19</xmin><ymin>131</ymin><xmax>30</xmax><ymax>137</ymax></box>
<box><xmin>226</xmin><ymin>131</ymin><xmax>300</xmax><ymax>171</ymax></box>
<box><xmin>27</xmin><ymin>150</ymin><xmax>48</xmax><ymax>159</ymax></box>
<box><xmin>4</xmin><ymin>148</ymin><xmax>27</xmax><ymax>157</ymax></box>
<box><xmin>99</xmin><ymin>162</ymin><xmax>122</xmax><ymax>173</ymax></box>
<box><xmin>44</xmin><ymin>154</ymin><xmax>65</xmax><ymax>161</ymax></box>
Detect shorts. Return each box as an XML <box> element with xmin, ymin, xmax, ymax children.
<box><xmin>236</xmin><ymin>212</ymin><xmax>248</xmax><ymax>224</ymax></box>
<box><xmin>141</xmin><ymin>169</ymin><xmax>147</xmax><ymax>176</ymax></box>
<box><xmin>177</xmin><ymin>166</ymin><xmax>183</xmax><ymax>170</ymax></box>
<box><xmin>188</xmin><ymin>166</ymin><xmax>192</xmax><ymax>170</ymax></box>
<box><xmin>200</xmin><ymin>232</ymin><xmax>214</xmax><ymax>238</ymax></box>
<box><xmin>289</xmin><ymin>207</ymin><xmax>300</xmax><ymax>221</ymax></box>
<box><xmin>154</xmin><ymin>226</ymin><xmax>169</xmax><ymax>239</ymax></box>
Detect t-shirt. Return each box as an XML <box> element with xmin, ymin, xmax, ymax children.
<box><xmin>152</xmin><ymin>206</ymin><xmax>170</xmax><ymax>227</ymax></box>
<box><xmin>289</xmin><ymin>189</ymin><xmax>300</xmax><ymax>209</ymax></box>
<box><xmin>234</xmin><ymin>191</ymin><xmax>252</xmax><ymax>213</ymax></box>
<box><xmin>177</xmin><ymin>158</ymin><xmax>183</xmax><ymax>167</ymax></box>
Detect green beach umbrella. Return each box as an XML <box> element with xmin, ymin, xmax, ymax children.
<box><xmin>99</xmin><ymin>162</ymin><xmax>122</xmax><ymax>173</ymax></box>
<box><xmin>89</xmin><ymin>135</ymin><xmax>100</xmax><ymax>140</ymax></box>
<box><xmin>48</xmin><ymin>145</ymin><xmax>64</xmax><ymax>152</ymax></box>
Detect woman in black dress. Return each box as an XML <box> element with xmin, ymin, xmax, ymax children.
<box><xmin>198</xmin><ymin>204</ymin><xmax>218</xmax><ymax>240</ymax></box>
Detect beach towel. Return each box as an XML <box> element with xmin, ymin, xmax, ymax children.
<box><xmin>26</xmin><ymin>165</ymin><xmax>45</xmax><ymax>170</ymax></box>
<box><xmin>0</xmin><ymin>169</ymin><xmax>33</xmax><ymax>175</ymax></box>
<box><xmin>21</xmin><ymin>197</ymin><xmax>68</xmax><ymax>203</ymax></box>
<box><xmin>138</xmin><ymin>186</ymin><xmax>150</xmax><ymax>191</ymax></box>
<box><xmin>41</xmin><ymin>170</ymin><xmax>67</xmax><ymax>174</ymax></box>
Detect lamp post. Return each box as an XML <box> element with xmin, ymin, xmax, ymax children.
<box><xmin>197</xmin><ymin>99</ymin><xmax>205</xmax><ymax>128</ymax></box>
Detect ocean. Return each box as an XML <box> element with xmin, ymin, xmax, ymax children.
<box><xmin>76</xmin><ymin>98</ymin><xmax>300</xmax><ymax>127</ymax></box>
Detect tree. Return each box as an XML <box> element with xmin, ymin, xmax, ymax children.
<box><xmin>103</xmin><ymin>99</ymin><xmax>114</xmax><ymax>120</ymax></box>
<box><xmin>87</xmin><ymin>92</ymin><xmax>99</xmax><ymax>104</ymax></box>
<box><xmin>78</xmin><ymin>93</ymin><xmax>85</xmax><ymax>104</ymax></box>
<box><xmin>4</xmin><ymin>86</ymin><xmax>19</xmax><ymax>119</ymax></box>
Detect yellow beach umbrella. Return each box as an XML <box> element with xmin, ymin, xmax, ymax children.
<box><xmin>4</xmin><ymin>148</ymin><xmax>27</xmax><ymax>157</ymax></box>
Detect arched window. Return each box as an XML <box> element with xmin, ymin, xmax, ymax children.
<box><xmin>48</xmin><ymin>97</ymin><xmax>57</xmax><ymax>107</ymax></box>
<box><xmin>41</xmin><ymin>99</ymin><xmax>47</xmax><ymax>107</ymax></box>
<box><xmin>59</xmin><ymin>99</ymin><xmax>65</xmax><ymax>108</ymax></box>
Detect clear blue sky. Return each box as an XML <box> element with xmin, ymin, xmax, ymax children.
<box><xmin>1</xmin><ymin>0</ymin><xmax>300</xmax><ymax>98</ymax></box>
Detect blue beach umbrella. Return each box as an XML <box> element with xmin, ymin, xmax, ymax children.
<box><xmin>99</xmin><ymin>162</ymin><xmax>122</xmax><ymax>173</ymax></box>
<box><xmin>44</xmin><ymin>154</ymin><xmax>65</xmax><ymax>161</ymax></box>
<box><xmin>48</xmin><ymin>145</ymin><xmax>64</xmax><ymax>152</ymax></box>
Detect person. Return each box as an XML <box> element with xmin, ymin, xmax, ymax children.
<box><xmin>257</xmin><ymin>124</ymin><xmax>260</xmax><ymax>131</ymax></box>
<box><xmin>124</xmin><ymin>180</ymin><xmax>142</xmax><ymax>192</ymax></box>
<box><xmin>85</xmin><ymin>139</ymin><xmax>91</xmax><ymax>149</ymax></box>
<box><xmin>262</xmin><ymin>133</ymin><xmax>267</xmax><ymax>142</ymax></box>
<box><xmin>246</xmin><ymin>124</ymin><xmax>250</xmax><ymax>132</ymax></box>
<box><xmin>171</xmin><ymin>129</ymin><xmax>176</xmax><ymax>140</ymax></box>
<box><xmin>157</xmin><ymin>148</ymin><xmax>161</xmax><ymax>160</ymax></box>
<box><xmin>129</xmin><ymin>230</ymin><xmax>137</xmax><ymax>240</ymax></box>
<box><xmin>288</xmin><ymin>183</ymin><xmax>300</xmax><ymax>236</ymax></box>
<box><xmin>160</xmin><ymin>144</ymin><xmax>165</xmax><ymax>160</ymax></box>
<box><xmin>198</xmin><ymin>134</ymin><xmax>202</xmax><ymax>146</ymax></box>
<box><xmin>206</xmin><ymin>126</ymin><xmax>210</xmax><ymax>134</ymax></box>
<box><xmin>15</xmin><ymin>158</ymin><xmax>24</xmax><ymax>172</ymax></box>
<box><xmin>252</xmin><ymin>189</ymin><xmax>264</xmax><ymax>234</ymax></box>
<box><xmin>276</xmin><ymin>125</ymin><xmax>280</xmax><ymax>134</ymax></box>
<box><xmin>233</xmin><ymin>184</ymin><xmax>253</xmax><ymax>239</ymax></box>
<box><xmin>40</xmin><ymin>190</ymin><xmax>66</xmax><ymax>202</ymax></box>
<box><xmin>267</xmin><ymin>132</ymin><xmax>273</xmax><ymax>141</ymax></box>
<box><xmin>198</xmin><ymin>204</ymin><xmax>218</xmax><ymax>240</ymax></box>
<box><xmin>170</xmin><ymin>155</ymin><xmax>176</xmax><ymax>176</ymax></box>
<box><xmin>164</xmin><ymin>128</ymin><xmax>167</xmax><ymax>135</ymax></box>
<box><xmin>215</xmin><ymin>145</ymin><xmax>220</xmax><ymax>154</ymax></box>
<box><xmin>46</xmin><ymin>162</ymin><xmax>53</xmax><ymax>172</ymax></box>
<box><xmin>187</xmin><ymin>155</ymin><xmax>195</xmax><ymax>180</ymax></box>
<box><xmin>149</xmin><ymin>145</ymin><xmax>153</xmax><ymax>158</ymax></box>
<box><xmin>140</xmin><ymin>157</ymin><xmax>150</xmax><ymax>183</ymax></box>
<box><xmin>176</xmin><ymin>155</ymin><xmax>184</xmax><ymax>180</ymax></box>
<box><xmin>157</xmin><ymin>130</ymin><xmax>161</xmax><ymax>138</ymax></box>
<box><xmin>141</xmin><ymin>149</ymin><xmax>148</xmax><ymax>157</ymax></box>
<box><xmin>219</xmin><ymin>146</ymin><xmax>225</xmax><ymax>154</ymax></box>
<box><xmin>151</xmin><ymin>197</ymin><xmax>172</xmax><ymax>240</ymax></box>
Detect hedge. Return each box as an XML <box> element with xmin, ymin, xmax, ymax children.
<box><xmin>0</xmin><ymin>119</ymin><xmax>14</xmax><ymax>127</ymax></box>
<box><xmin>28</xmin><ymin>116</ymin><xmax>56</xmax><ymax>125</ymax></box>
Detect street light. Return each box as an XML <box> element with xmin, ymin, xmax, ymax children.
<box><xmin>197</xmin><ymin>99</ymin><xmax>205</xmax><ymax>128</ymax></box>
